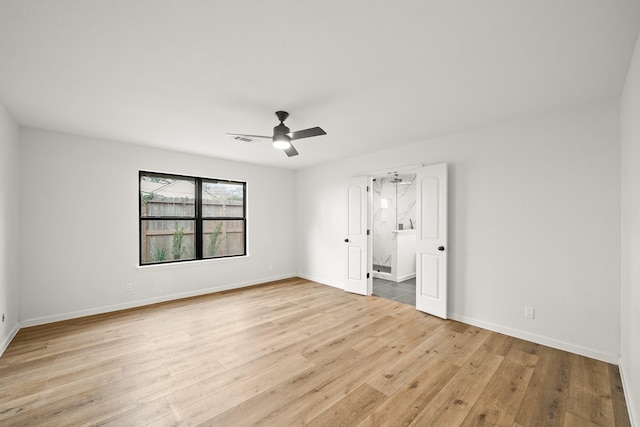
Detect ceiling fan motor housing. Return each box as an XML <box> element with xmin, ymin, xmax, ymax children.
<box><xmin>274</xmin><ymin>123</ymin><xmax>290</xmax><ymax>136</ymax></box>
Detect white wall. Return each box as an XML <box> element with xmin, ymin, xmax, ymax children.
<box><xmin>621</xmin><ymin>31</ymin><xmax>640</xmax><ymax>427</ymax></box>
<box><xmin>0</xmin><ymin>102</ymin><xmax>20</xmax><ymax>355</ymax></box>
<box><xmin>297</xmin><ymin>99</ymin><xmax>621</xmax><ymax>363</ymax></box>
<box><xmin>19</xmin><ymin>128</ymin><xmax>296</xmax><ymax>325</ymax></box>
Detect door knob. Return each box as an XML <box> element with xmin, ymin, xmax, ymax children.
<box><xmin>438</xmin><ymin>246</ymin><xmax>445</xmax><ymax>251</ymax></box>
<box><xmin>344</xmin><ymin>238</ymin><xmax>349</xmax><ymax>243</ymax></box>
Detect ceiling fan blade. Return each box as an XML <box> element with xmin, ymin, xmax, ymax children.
<box><xmin>283</xmin><ymin>143</ymin><xmax>299</xmax><ymax>157</ymax></box>
<box><xmin>288</xmin><ymin>127</ymin><xmax>326</xmax><ymax>140</ymax></box>
<box><xmin>226</xmin><ymin>133</ymin><xmax>271</xmax><ymax>140</ymax></box>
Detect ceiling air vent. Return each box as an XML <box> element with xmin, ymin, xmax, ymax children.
<box><xmin>230</xmin><ymin>135</ymin><xmax>255</xmax><ymax>143</ymax></box>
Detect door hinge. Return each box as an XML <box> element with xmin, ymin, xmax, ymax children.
<box><xmin>367</xmin><ymin>273</ymin><xmax>370</xmax><ymax>279</ymax></box>
<box><xmin>366</xmin><ymin>186</ymin><xmax>369</xmax><ymax>192</ymax></box>
<box><xmin>367</xmin><ymin>229</ymin><xmax>370</xmax><ymax>235</ymax></box>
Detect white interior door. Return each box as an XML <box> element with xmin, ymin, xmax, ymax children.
<box><xmin>415</xmin><ymin>163</ymin><xmax>448</xmax><ymax>318</ymax></box>
<box><xmin>345</xmin><ymin>176</ymin><xmax>370</xmax><ymax>295</ymax></box>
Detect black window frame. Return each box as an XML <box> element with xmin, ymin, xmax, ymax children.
<box><xmin>139</xmin><ymin>171</ymin><xmax>247</xmax><ymax>266</ymax></box>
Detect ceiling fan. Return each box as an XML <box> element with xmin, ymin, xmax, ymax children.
<box><xmin>227</xmin><ymin>111</ymin><xmax>326</xmax><ymax>157</ymax></box>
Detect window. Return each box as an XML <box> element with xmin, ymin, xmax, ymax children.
<box><xmin>139</xmin><ymin>171</ymin><xmax>246</xmax><ymax>265</ymax></box>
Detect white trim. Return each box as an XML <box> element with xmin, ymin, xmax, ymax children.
<box><xmin>449</xmin><ymin>312</ymin><xmax>618</xmax><ymax>364</ymax></box>
<box><xmin>136</xmin><ymin>254</ymin><xmax>251</xmax><ymax>271</ymax></box>
<box><xmin>301</xmin><ymin>281</ymin><xmax>619</xmax><ymax>363</ymax></box>
<box><xmin>296</xmin><ymin>273</ymin><xmax>344</xmax><ymax>290</ymax></box>
<box><xmin>20</xmin><ymin>273</ymin><xmax>295</xmax><ymax>328</ymax></box>
<box><xmin>0</xmin><ymin>323</ymin><xmax>20</xmax><ymax>358</ymax></box>
<box><xmin>396</xmin><ymin>273</ymin><xmax>416</xmax><ymax>282</ymax></box>
<box><xmin>619</xmin><ymin>358</ymin><xmax>637</xmax><ymax>427</ymax></box>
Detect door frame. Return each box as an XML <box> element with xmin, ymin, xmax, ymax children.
<box><xmin>367</xmin><ymin>163</ymin><xmax>448</xmax><ymax>317</ymax></box>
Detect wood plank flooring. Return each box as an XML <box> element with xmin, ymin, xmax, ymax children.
<box><xmin>0</xmin><ymin>277</ymin><xmax>631</xmax><ymax>426</ymax></box>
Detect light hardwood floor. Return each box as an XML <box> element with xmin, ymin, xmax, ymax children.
<box><xmin>0</xmin><ymin>278</ymin><xmax>631</xmax><ymax>426</ymax></box>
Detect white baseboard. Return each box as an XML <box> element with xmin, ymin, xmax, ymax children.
<box><xmin>370</xmin><ymin>272</ymin><xmax>415</xmax><ymax>282</ymax></box>
<box><xmin>295</xmin><ymin>280</ymin><xmax>619</xmax><ymax>364</ymax></box>
<box><xmin>296</xmin><ymin>273</ymin><xmax>344</xmax><ymax>290</ymax></box>
<box><xmin>619</xmin><ymin>358</ymin><xmax>637</xmax><ymax>427</ymax></box>
<box><xmin>0</xmin><ymin>323</ymin><xmax>20</xmax><ymax>358</ymax></box>
<box><xmin>449</xmin><ymin>312</ymin><xmax>618</xmax><ymax>364</ymax></box>
<box><xmin>396</xmin><ymin>273</ymin><xmax>416</xmax><ymax>282</ymax></box>
<box><xmin>20</xmin><ymin>273</ymin><xmax>296</xmax><ymax>328</ymax></box>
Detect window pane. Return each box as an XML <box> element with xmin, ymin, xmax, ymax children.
<box><xmin>141</xmin><ymin>220</ymin><xmax>195</xmax><ymax>264</ymax></box>
<box><xmin>140</xmin><ymin>174</ymin><xmax>195</xmax><ymax>217</ymax></box>
<box><xmin>203</xmin><ymin>220</ymin><xmax>245</xmax><ymax>257</ymax></box>
<box><xmin>202</xmin><ymin>181</ymin><xmax>244</xmax><ymax>218</ymax></box>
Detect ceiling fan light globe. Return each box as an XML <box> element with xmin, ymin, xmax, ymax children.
<box><xmin>273</xmin><ymin>136</ymin><xmax>291</xmax><ymax>150</ymax></box>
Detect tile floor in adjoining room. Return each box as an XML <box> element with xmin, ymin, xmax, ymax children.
<box><xmin>372</xmin><ymin>277</ymin><xmax>416</xmax><ymax>305</ymax></box>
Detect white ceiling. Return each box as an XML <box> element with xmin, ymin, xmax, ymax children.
<box><xmin>1</xmin><ymin>1</ymin><xmax>639</xmax><ymax>170</ymax></box>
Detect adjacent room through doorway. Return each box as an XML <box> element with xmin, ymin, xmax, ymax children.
<box><xmin>371</xmin><ymin>172</ymin><xmax>417</xmax><ymax>306</ymax></box>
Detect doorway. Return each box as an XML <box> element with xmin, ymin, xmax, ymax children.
<box><xmin>371</xmin><ymin>172</ymin><xmax>417</xmax><ymax>305</ymax></box>
<box><xmin>345</xmin><ymin>163</ymin><xmax>448</xmax><ymax>318</ymax></box>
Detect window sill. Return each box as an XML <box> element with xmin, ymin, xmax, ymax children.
<box><xmin>137</xmin><ymin>254</ymin><xmax>251</xmax><ymax>271</ymax></box>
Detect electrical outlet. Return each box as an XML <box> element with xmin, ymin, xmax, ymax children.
<box><xmin>125</xmin><ymin>282</ymin><xmax>133</xmax><ymax>292</ymax></box>
<box><xmin>524</xmin><ymin>306</ymin><xmax>535</xmax><ymax>319</ymax></box>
